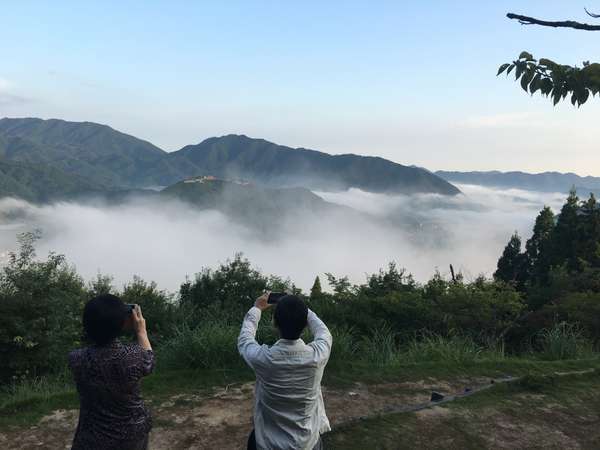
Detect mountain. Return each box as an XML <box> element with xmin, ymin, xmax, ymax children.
<box><xmin>159</xmin><ymin>134</ymin><xmax>460</xmax><ymax>195</ymax></box>
<box><xmin>0</xmin><ymin>117</ymin><xmax>167</xmax><ymax>187</ymax></box>
<box><xmin>436</xmin><ymin>170</ymin><xmax>600</xmax><ymax>195</ymax></box>
<box><xmin>160</xmin><ymin>175</ymin><xmax>348</xmax><ymax>231</ymax></box>
<box><xmin>0</xmin><ymin>161</ymin><xmax>105</xmax><ymax>203</ymax></box>
<box><xmin>0</xmin><ymin>118</ymin><xmax>460</xmax><ymax>196</ymax></box>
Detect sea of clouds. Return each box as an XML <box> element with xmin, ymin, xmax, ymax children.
<box><xmin>0</xmin><ymin>184</ymin><xmax>567</xmax><ymax>292</ymax></box>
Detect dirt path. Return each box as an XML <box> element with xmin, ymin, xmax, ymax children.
<box><xmin>0</xmin><ymin>376</ymin><xmax>486</xmax><ymax>450</ymax></box>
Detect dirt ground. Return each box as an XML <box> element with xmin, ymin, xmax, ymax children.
<box><xmin>0</xmin><ymin>377</ymin><xmax>480</xmax><ymax>450</ymax></box>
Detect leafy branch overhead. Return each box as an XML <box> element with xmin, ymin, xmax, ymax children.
<box><xmin>499</xmin><ymin>8</ymin><xmax>600</xmax><ymax>106</ymax></box>
<box><xmin>497</xmin><ymin>53</ymin><xmax>600</xmax><ymax>107</ymax></box>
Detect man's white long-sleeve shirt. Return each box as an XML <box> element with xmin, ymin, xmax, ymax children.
<box><xmin>238</xmin><ymin>307</ymin><xmax>332</xmax><ymax>450</ymax></box>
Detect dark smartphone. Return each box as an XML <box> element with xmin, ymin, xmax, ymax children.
<box><xmin>122</xmin><ymin>304</ymin><xmax>136</xmax><ymax>331</ymax></box>
<box><xmin>267</xmin><ymin>292</ymin><xmax>287</xmax><ymax>304</ymax></box>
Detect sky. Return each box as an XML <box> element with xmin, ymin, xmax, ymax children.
<box><xmin>1</xmin><ymin>1</ymin><xmax>599</xmax><ymax>175</ymax></box>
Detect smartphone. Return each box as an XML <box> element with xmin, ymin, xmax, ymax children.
<box><xmin>267</xmin><ymin>292</ymin><xmax>287</xmax><ymax>304</ymax></box>
<box><xmin>122</xmin><ymin>304</ymin><xmax>136</xmax><ymax>331</ymax></box>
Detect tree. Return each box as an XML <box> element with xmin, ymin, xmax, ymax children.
<box><xmin>121</xmin><ymin>276</ymin><xmax>175</xmax><ymax>343</ymax></box>
<box><xmin>578</xmin><ymin>193</ymin><xmax>600</xmax><ymax>267</ymax></box>
<box><xmin>494</xmin><ymin>232</ymin><xmax>527</xmax><ymax>287</ymax></box>
<box><xmin>524</xmin><ymin>206</ymin><xmax>555</xmax><ymax>283</ymax></box>
<box><xmin>551</xmin><ymin>189</ymin><xmax>581</xmax><ymax>270</ymax></box>
<box><xmin>310</xmin><ymin>276</ymin><xmax>323</xmax><ymax>299</ymax></box>
<box><xmin>179</xmin><ymin>253</ymin><xmax>268</xmax><ymax>320</ymax></box>
<box><xmin>498</xmin><ymin>8</ymin><xmax>600</xmax><ymax>106</ymax></box>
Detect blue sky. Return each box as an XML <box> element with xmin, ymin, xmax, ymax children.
<box><xmin>1</xmin><ymin>1</ymin><xmax>599</xmax><ymax>175</ymax></box>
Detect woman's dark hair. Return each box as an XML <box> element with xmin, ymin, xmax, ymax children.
<box><xmin>274</xmin><ymin>295</ymin><xmax>308</xmax><ymax>340</ymax></box>
<box><xmin>83</xmin><ymin>294</ymin><xmax>128</xmax><ymax>346</ymax></box>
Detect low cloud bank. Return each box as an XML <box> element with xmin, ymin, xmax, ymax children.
<box><xmin>0</xmin><ymin>184</ymin><xmax>566</xmax><ymax>292</ymax></box>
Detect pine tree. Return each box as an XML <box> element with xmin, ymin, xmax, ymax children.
<box><xmin>551</xmin><ymin>188</ymin><xmax>581</xmax><ymax>270</ymax></box>
<box><xmin>579</xmin><ymin>193</ymin><xmax>600</xmax><ymax>267</ymax></box>
<box><xmin>524</xmin><ymin>206</ymin><xmax>555</xmax><ymax>283</ymax></box>
<box><xmin>310</xmin><ymin>276</ymin><xmax>323</xmax><ymax>299</ymax></box>
<box><xmin>494</xmin><ymin>232</ymin><xmax>527</xmax><ymax>287</ymax></box>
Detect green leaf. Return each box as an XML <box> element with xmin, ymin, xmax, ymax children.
<box><xmin>497</xmin><ymin>63</ymin><xmax>510</xmax><ymax>76</ymax></box>
<box><xmin>521</xmin><ymin>69</ymin><xmax>535</xmax><ymax>92</ymax></box>
<box><xmin>539</xmin><ymin>58</ymin><xmax>557</xmax><ymax>68</ymax></box>
<box><xmin>519</xmin><ymin>51</ymin><xmax>534</xmax><ymax>61</ymax></box>
<box><xmin>529</xmin><ymin>74</ymin><xmax>542</xmax><ymax>94</ymax></box>
<box><xmin>507</xmin><ymin>64</ymin><xmax>515</xmax><ymax>75</ymax></box>
<box><xmin>515</xmin><ymin>63</ymin><xmax>525</xmax><ymax>80</ymax></box>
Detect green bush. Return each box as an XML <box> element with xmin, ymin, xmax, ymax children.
<box><xmin>0</xmin><ymin>232</ymin><xmax>86</xmax><ymax>382</ymax></box>
<box><xmin>121</xmin><ymin>276</ymin><xmax>177</xmax><ymax>344</ymax></box>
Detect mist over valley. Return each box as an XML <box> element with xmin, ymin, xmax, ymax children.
<box><xmin>0</xmin><ymin>182</ymin><xmax>565</xmax><ymax>292</ymax></box>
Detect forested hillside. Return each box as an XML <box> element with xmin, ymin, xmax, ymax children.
<box><xmin>0</xmin><ymin>118</ymin><xmax>460</xmax><ymax>197</ymax></box>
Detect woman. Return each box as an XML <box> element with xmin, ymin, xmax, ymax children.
<box><xmin>69</xmin><ymin>294</ymin><xmax>154</xmax><ymax>450</ymax></box>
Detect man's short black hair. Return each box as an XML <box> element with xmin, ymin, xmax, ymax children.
<box><xmin>273</xmin><ymin>295</ymin><xmax>308</xmax><ymax>340</ymax></box>
<box><xmin>83</xmin><ymin>294</ymin><xmax>127</xmax><ymax>346</ymax></box>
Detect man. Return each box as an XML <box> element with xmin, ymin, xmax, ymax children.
<box><xmin>238</xmin><ymin>292</ymin><xmax>332</xmax><ymax>450</ymax></box>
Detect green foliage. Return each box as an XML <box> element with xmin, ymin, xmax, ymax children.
<box><xmin>359</xmin><ymin>325</ymin><xmax>399</xmax><ymax>366</ymax></box>
<box><xmin>402</xmin><ymin>334</ymin><xmax>501</xmax><ymax>364</ymax></box>
<box><xmin>494</xmin><ymin>232</ymin><xmax>527</xmax><ymax>287</ymax></box>
<box><xmin>310</xmin><ymin>276</ymin><xmax>323</xmax><ymax>299</ymax></box>
<box><xmin>121</xmin><ymin>277</ymin><xmax>177</xmax><ymax>343</ymax></box>
<box><xmin>328</xmin><ymin>326</ymin><xmax>358</xmax><ymax>365</ymax></box>
<box><xmin>156</xmin><ymin>321</ymin><xmax>241</xmax><ymax>370</ymax></box>
<box><xmin>179</xmin><ymin>253</ymin><xmax>270</xmax><ymax>321</ymax></box>
<box><xmin>0</xmin><ymin>232</ymin><xmax>86</xmax><ymax>382</ymax></box>
<box><xmin>495</xmin><ymin>190</ymin><xmax>600</xmax><ymax>307</ymax></box>
<box><xmin>537</xmin><ymin>323</ymin><xmax>593</xmax><ymax>361</ymax></box>
<box><xmin>498</xmin><ymin>52</ymin><xmax>600</xmax><ymax>106</ymax></box>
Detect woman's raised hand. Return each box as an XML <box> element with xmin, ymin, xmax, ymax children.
<box><xmin>132</xmin><ymin>305</ymin><xmax>152</xmax><ymax>351</ymax></box>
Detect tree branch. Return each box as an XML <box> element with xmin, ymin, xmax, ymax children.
<box><xmin>507</xmin><ymin>13</ymin><xmax>600</xmax><ymax>31</ymax></box>
<box><xmin>585</xmin><ymin>7</ymin><xmax>600</xmax><ymax>18</ymax></box>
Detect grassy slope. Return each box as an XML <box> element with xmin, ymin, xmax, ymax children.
<box><xmin>325</xmin><ymin>367</ymin><xmax>600</xmax><ymax>449</ymax></box>
<box><xmin>3</xmin><ymin>358</ymin><xmax>600</xmax><ymax>430</ymax></box>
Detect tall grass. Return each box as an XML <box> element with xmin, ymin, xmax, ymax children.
<box><xmin>157</xmin><ymin>321</ymin><xmax>241</xmax><ymax>370</ymax></box>
<box><xmin>359</xmin><ymin>325</ymin><xmax>399</xmax><ymax>366</ymax></box>
<box><xmin>403</xmin><ymin>334</ymin><xmax>483</xmax><ymax>363</ymax></box>
<box><xmin>0</xmin><ymin>370</ymin><xmax>74</xmax><ymax>411</ymax></box>
<box><xmin>329</xmin><ymin>326</ymin><xmax>358</xmax><ymax>365</ymax></box>
<box><xmin>538</xmin><ymin>322</ymin><xmax>594</xmax><ymax>361</ymax></box>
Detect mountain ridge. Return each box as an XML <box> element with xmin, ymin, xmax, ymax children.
<box><xmin>436</xmin><ymin>170</ymin><xmax>600</xmax><ymax>194</ymax></box>
<box><xmin>0</xmin><ymin>117</ymin><xmax>460</xmax><ymax>196</ymax></box>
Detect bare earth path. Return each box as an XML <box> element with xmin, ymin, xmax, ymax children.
<box><xmin>0</xmin><ymin>377</ymin><xmax>483</xmax><ymax>450</ymax></box>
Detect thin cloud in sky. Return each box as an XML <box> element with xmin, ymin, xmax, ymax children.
<box><xmin>0</xmin><ymin>77</ymin><xmax>29</xmax><ymax>105</ymax></box>
<box><xmin>458</xmin><ymin>112</ymin><xmax>551</xmax><ymax>129</ymax></box>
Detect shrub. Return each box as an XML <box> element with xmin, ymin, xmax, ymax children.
<box><xmin>0</xmin><ymin>232</ymin><xmax>86</xmax><ymax>382</ymax></box>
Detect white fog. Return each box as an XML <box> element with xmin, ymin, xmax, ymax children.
<box><xmin>0</xmin><ymin>184</ymin><xmax>567</xmax><ymax>292</ymax></box>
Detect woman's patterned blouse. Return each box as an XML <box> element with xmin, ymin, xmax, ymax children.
<box><xmin>68</xmin><ymin>340</ymin><xmax>154</xmax><ymax>450</ymax></box>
